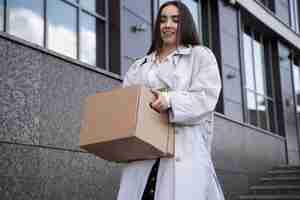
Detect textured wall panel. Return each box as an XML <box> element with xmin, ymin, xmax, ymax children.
<box><xmin>212</xmin><ymin>115</ymin><xmax>286</xmax><ymax>198</ymax></box>
<box><xmin>0</xmin><ymin>36</ymin><xmax>123</xmax><ymax>200</ymax></box>
<box><xmin>0</xmin><ymin>41</ymin><xmax>42</xmax><ymax>144</ymax></box>
<box><xmin>0</xmin><ymin>143</ymin><xmax>123</xmax><ymax>200</ymax></box>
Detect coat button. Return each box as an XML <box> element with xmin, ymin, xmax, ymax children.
<box><xmin>175</xmin><ymin>157</ymin><xmax>181</xmax><ymax>162</ymax></box>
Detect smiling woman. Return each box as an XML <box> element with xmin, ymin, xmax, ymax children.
<box><xmin>118</xmin><ymin>1</ymin><xmax>225</xmax><ymax>200</ymax></box>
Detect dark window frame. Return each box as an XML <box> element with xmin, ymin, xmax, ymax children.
<box><xmin>291</xmin><ymin>53</ymin><xmax>300</xmax><ymax>137</ymax></box>
<box><xmin>258</xmin><ymin>0</ymin><xmax>275</xmax><ymax>12</ymax></box>
<box><xmin>0</xmin><ymin>0</ymin><xmax>121</xmax><ymax>75</ymax></box>
<box><xmin>288</xmin><ymin>0</ymin><xmax>300</xmax><ymax>33</ymax></box>
<box><xmin>240</xmin><ymin>24</ymin><xmax>279</xmax><ymax>133</ymax></box>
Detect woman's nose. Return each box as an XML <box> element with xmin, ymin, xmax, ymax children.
<box><xmin>165</xmin><ymin>19</ymin><xmax>173</xmax><ymax>27</ymax></box>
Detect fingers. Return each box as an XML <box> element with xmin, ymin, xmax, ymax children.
<box><xmin>150</xmin><ymin>98</ymin><xmax>162</xmax><ymax>113</ymax></box>
<box><xmin>150</xmin><ymin>89</ymin><xmax>169</xmax><ymax>113</ymax></box>
<box><xmin>151</xmin><ymin>89</ymin><xmax>159</xmax><ymax>98</ymax></box>
<box><xmin>151</xmin><ymin>97</ymin><xmax>162</xmax><ymax>108</ymax></box>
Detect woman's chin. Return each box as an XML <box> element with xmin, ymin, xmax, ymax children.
<box><xmin>162</xmin><ymin>40</ymin><xmax>177</xmax><ymax>47</ymax></box>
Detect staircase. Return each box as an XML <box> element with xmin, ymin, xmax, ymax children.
<box><xmin>238</xmin><ymin>165</ymin><xmax>300</xmax><ymax>200</ymax></box>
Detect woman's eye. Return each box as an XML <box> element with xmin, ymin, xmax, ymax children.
<box><xmin>160</xmin><ymin>17</ymin><xmax>167</xmax><ymax>23</ymax></box>
<box><xmin>173</xmin><ymin>18</ymin><xmax>179</xmax><ymax>23</ymax></box>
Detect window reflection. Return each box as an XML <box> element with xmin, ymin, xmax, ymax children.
<box><xmin>181</xmin><ymin>0</ymin><xmax>199</xmax><ymax>29</ymax></box>
<box><xmin>47</xmin><ymin>0</ymin><xmax>77</xmax><ymax>59</ymax></box>
<box><xmin>289</xmin><ymin>0</ymin><xmax>299</xmax><ymax>32</ymax></box>
<box><xmin>159</xmin><ymin>0</ymin><xmax>170</xmax><ymax>6</ymax></box>
<box><xmin>293</xmin><ymin>63</ymin><xmax>300</xmax><ymax>113</ymax></box>
<box><xmin>80</xmin><ymin>0</ymin><xmax>105</xmax><ymax>16</ymax></box>
<box><xmin>80</xmin><ymin>12</ymin><xmax>105</xmax><ymax>68</ymax></box>
<box><xmin>257</xmin><ymin>95</ymin><xmax>267</xmax><ymax>129</ymax></box>
<box><xmin>7</xmin><ymin>0</ymin><xmax>44</xmax><ymax>45</ymax></box>
<box><xmin>0</xmin><ymin>0</ymin><xmax>3</xmax><ymax>31</ymax></box>
<box><xmin>243</xmin><ymin>32</ymin><xmax>255</xmax><ymax>90</ymax></box>
<box><xmin>253</xmin><ymin>36</ymin><xmax>266</xmax><ymax>95</ymax></box>
<box><xmin>243</xmin><ymin>28</ymin><xmax>276</xmax><ymax>132</ymax></box>
<box><xmin>247</xmin><ymin>91</ymin><xmax>258</xmax><ymax>126</ymax></box>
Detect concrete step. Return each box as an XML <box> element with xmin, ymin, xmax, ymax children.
<box><xmin>239</xmin><ymin>194</ymin><xmax>300</xmax><ymax>199</ymax></box>
<box><xmin>267</xmin><ymin>170</ymin><xmax>300</xmax><ymax>177</ymax></box>
<box><xmin>260</xmin><ymin>176</ymin><xmax>300</xmax><ymax>185</ymax></box>
<box><xmin>250</xmin><ymin>185</ymin><xmax>300</xmax><ymax>195</ymax></box>
<box><xmin>273</xmin><ymin>165</ymin><xmax>300</xmax><ymax>171</ymax></box>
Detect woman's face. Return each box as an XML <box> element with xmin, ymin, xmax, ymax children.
<box><xmin>159</xmin><ymin>5</ymin><xmax>179</xmax><ymax>47</ymax></box>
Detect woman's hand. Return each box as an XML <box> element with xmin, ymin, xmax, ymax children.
<box><xmin>150</xmin><ymin>89</ymin><xmax>170</xmax><ymax>113</ymax></box>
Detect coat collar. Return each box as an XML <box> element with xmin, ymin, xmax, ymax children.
<box><xmin>144</xmin><ymin>45</ymin><xmax>192</xmax><ymax>65</ymax></box>
<box><xmin>142</xmin><ymin>45</ymin><xmax>192</xmax><ymax>89</ymax></box>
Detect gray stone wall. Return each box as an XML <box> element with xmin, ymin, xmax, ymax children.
<box><xmin>0</xmin><ymin>36</ymin><xmax>123</xmax><ymax>200</ymax></box>
<box><xmin>213</xmin><ymin>114</ymin><xmax>286</xmax><ymax>199</ymax></box>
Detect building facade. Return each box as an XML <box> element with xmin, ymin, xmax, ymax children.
<box><xmin>0</xmin><ymin>0</ymin><xmax>299</xmax><ymax>199</ymax></box>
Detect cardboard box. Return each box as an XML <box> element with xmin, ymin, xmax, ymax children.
<box><xmin>80</xmin><ymin>85</ymin><xmax>174</xmax><ymax>162</ymax></box>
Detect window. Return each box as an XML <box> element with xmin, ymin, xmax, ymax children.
<box><xmin>181</xmin><ymin>0</ymin><xmax>199</xmax><ymax>29</ymax></box>
<box><xmin>80</xmin><ymin>11</ymin><xmax>105</xmax><ymax>68</ymax></box>
<box><xmin>0</xmin><ymin>0</ymin><xmax>120</xmax><ymax>74</ymax></box>
<box><xmin>80</xmin><ymin>0</ymin><xmax>105</xmax><ymax>16</ymax></box>
<box><xmin>292</xmin><ymin>58</ymin><xmax>300</xmax><ymax>125</ymax></box>
<box><xmin>0</xmin><ymin>0</ymin><xmax>3</xmax><ymax>31</ymax></box>
<box><xmin>242</xmin><ymin>27</ymin><xmax>277</xmax><ymax>132</ymax></box>
<box><xmin>7</xmin><ymin>0</ymin><xmax>44</xmax><ymax>46</ymax></box>
<box><xmin>47</xmin><ymin>0</ymin><xmax>77</xmax><ymax>58</ymax></box>
<box><xmin>289</xmin><ymin>0</ymin><xmax>299</xmax><ymax>32</ymax></box>
<box><xmin>159</xmin><ymin>0</ymin><xmax>169</xmax><ymax>6</ymax></box>
<box><xmin>258</xmin><ymin>0</ymin><xmax>275</xmax><ymax>12</ymax></box>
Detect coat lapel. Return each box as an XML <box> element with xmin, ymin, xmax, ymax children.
<box><xmin>156</xmin><ymin>45</ymin><xmax>193</xmax><ymax>90</ymax></box>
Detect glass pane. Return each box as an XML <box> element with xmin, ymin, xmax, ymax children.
<box><xmin>247</xmin><ymin>90</ymin><xmax>258</xmax><ymax>126</ymax></box>
<box><xmin>80</xmin><ymin>12</ymin><xmax>105</xmax><ymax>68</ymax></box>
<box><xmin>253</xmin><ymin>34</ymin><xmax>266</xmax><ymax>96</ymax></box>
<box><xmin>278</xmin><ymin>44</ymin><xmax>291</xmax><ymax>72</ymax></box>
<box><xmin>80</xmin><ymin>0</ymin><xmax>105</xmax><ymax>16</ymax></box>
<box><xmin>294</xmin><ymin>0</ymin><xmax>299</xmax><ymax>32</ymax></box>
<box><xmin>243</xmin><ymin>32</ymin><xmax>255</xmax><ymax>90</ymax></box>
<box><xmin>159</xmin><ymin>0</ymin><xmax>170</xmax><ymax>6</ymax></box>
<box><xmin>289</xmin><ymin>0</ymin><xmax>296</xmax><ymax>30</ymax></box>
<box><xmin>47</xmin><ymin>0</ymin><xmax>77</xmax><ymax>59</ymax></box>
<box><xmin>7</xmin><ymin>0</ymin><xmax>44</xmax><ymax>45</ymax></box>
<box><xmin>293</xmin><ymin>63</ymin><xmax>300</xmax><ymax>113</ymax></box>
<box><xmin>265</xmin><ymin>54</ymin><xmax>273</xmax><ymax>98</ymax></box>
<box><xmin>181</xmin><ymin>0</ymin><xmax>199</xmax><ymax>29</ymax></box>
<box><xmin>267</xmin><ymin>100</ymin><xmax>276</xmax><ymax>132</ymax></box>
<box><xmin>201</xmin><ymin>0</ymin><xmax>210</xmax><ymax>47</ymax></box>
<box><xmin>257</xmin><ymin>95</ymin><xmax>267</xmax><ymax>129</ymax></box>
<box><xmin>0</xmin><ymin>0</ymin><xmax>3</xmax><ymax>31</ymax></box>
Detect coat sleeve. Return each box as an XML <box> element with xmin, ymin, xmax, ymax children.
<box><xmin>168</xmin><ymin>47</ymin><xmax>222</xmax><ymax>125</ymax></box>
<box><xmin>122</xmin><ymin>58</ymin><xmax>143</xmax><ymax>88</ymax></box>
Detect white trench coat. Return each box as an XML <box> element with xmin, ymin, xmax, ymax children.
<box><xmin>117</xmin><ymin>45</ymin><xmax>225</xmax><ymax>200</ymax></box>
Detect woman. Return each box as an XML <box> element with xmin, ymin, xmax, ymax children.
<box><xmin>117</xmin><ymin>1</ymin><xmax>225</xmax><ymax>200</ymax></box>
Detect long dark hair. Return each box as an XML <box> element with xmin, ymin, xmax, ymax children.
<box><xmin>147</xmin><ymin>1</ymin><xmax>201</xmax><ymax>55</ymax></box>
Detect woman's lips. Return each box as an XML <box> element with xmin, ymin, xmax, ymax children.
<box><xmin>162</xmin><ymin>31</ymin><xmax>175</xmax><ymax>37</ymax></box>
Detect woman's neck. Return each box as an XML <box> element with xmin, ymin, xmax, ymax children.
<box><xmin>157</xmin><ymin>44</ymin><xmax>177</xmax><ymax>61</ymax></box>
